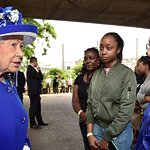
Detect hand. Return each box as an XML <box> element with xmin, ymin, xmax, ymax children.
<box><xmin>144</xmin><ymin>95</ymin><xmax>150</xmax><ymax>102</ymax></box>
<box><xmin>99</xmin><ymin>138</ymin><xmax>109</xmax><ymax>150</ymax></box>
<box><xmin>88</xmin><ymin>135</ymin><xmax>99</xmax><ymax>150</ymax></box>
<box><xmin>36</xmin><ymin>66</ymin><xmax>40</xmax><ymax>71</ymax></box>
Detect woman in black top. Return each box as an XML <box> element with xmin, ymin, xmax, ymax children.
<box><xmin>72</xmin><ymin>47</ymin><xmax>100</xmax><ymax>150</ymax></box>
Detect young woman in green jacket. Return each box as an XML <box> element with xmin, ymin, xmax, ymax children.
<box><xmin>86</xmin><ymin>32</ymin><xmax>137</xmax><ymax>150</ymax></box>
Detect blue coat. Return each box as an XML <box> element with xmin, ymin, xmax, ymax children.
<box><xmin>135</xmin><ymin>103</ymin><xmax>150</xmax><ymax>150</ymax></box>
<box><xmin>0</xmin><ymin>80</ymin><xmax>29</xmax><ymax>150</ymax></box>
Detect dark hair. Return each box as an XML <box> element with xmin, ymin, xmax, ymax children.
<box><xmin>30</xmin><ymin>56</ymin><xmax>37</xmax><ymax>63</ymax></box>
<box><xmin>81</xmin><ymin>63</ymin><xmax>87</xmax><ymax>75</ymax></box>
<box><xmin>102</xmin><ymin>32</ymin><xmax>124</xmax><ymax>63</ymax></box>
<box><xmin>84</xmin><ymin>47</ymin><xmax>99</xmax><ymax>58</ymax></box>
<box><xmin>138</xmin><ymin>56</ymin><xmax>150</xmax><ymax>70</ymax></box>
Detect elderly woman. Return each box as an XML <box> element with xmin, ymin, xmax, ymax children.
<box><xmin>0</xmin><ymin>6</ymin><xmax>37</xmax><ymax>150</ymax></box>
<box><xmin>72</xmin><ymin>47</ymin><xmax>100</xmax><ymax>150</ymax></box>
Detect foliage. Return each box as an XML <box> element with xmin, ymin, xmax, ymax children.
<box><xmin>47</xmin><ymin>68</ymin><xmax>63</xmax><ymax>77</ymax></box>
<box><xmin>22</xmin><ymin>18</ymin><xmax>57</xmax><ymax>62</ymax></box>
<box><xmin>42</xmin><ymin>60</ymin><xmax>83</xmax><ymax>89</ymax></box>
<box><xmin>71</xmin><ymin>60</ymin><xmax>83</xmax><ymax>77</ymax></box>
<box><xmin>45</xmin><ymin>68</ymin><xmax>71</xmax><ymax>81</ymax></box>
<box><xmin>42</xmin><ymin>68</ymin><xmax>61</xmax><ymax>88</ymax></box>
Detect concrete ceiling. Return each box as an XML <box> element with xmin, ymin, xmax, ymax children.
<box><xmin>1</xmin><ymin>0</ymin><xmax>150</xmax><ymax>29</ymax></box>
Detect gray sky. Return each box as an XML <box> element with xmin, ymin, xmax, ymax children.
<box><xmin>35</xmin><ymin>20</ymin><xmax>150</xmax><ymax>68</ymax></box>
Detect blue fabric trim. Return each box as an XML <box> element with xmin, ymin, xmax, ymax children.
<box><xmin>25</xmin><ymin>138</ymin><xmax>31</xmax><ymax>148</ymax></box>
<box><xmin>0</xmin><ymin>24</ymin><xmax>37</xmax><ymax>35</ymax></box>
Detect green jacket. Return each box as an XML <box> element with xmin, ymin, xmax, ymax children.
<box><xmin>86</xmin><ymin>63</ymin><xmax>137</xmax><ymax>142</ymax></box>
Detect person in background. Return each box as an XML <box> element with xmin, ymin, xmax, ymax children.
<box><xmin>53</xmin><ymin>76</ymin><xmax>59</xmax><ymax>93</ymax></box>
<box><xmin>146</xmin><ymin>41</ymin><xmax>150</xmax><ymax>57</ymax></box>
<box><xmin>61</xmin><ymin>77</ymin><xmax>66</xmax><ymax>93</ymax></box>
<box><xmin>11</xmin><ymin>70</ymin><xmax>26</xmax><ymax>102</ymax></box>
<box><xmin>134</xmin><ymin>57</ymin><xmax>149</xmax><ymax>104</ymax></box>
<box><xmin>131</xmin><ymin>56</ymin><xmax>149</xmax><ymax>146</ymax></box>
<box><xmin>134</xmin><ymin>65</ymin><xmax>146</xmax><ymax>86</ymax></box>
<box><xmin>27</xmin><ymin>57</ymin><xmax>48</xmax><ymax>129</ymax></box>
<box><xmin>67</xmin><ymin>75</ymin><xmax>73</xmax><ymax>93</ymax></box>
<box><xmin>72</xmin><ymin>47</ymin><xmax>100</xmax><ymax>150</ymax></box>
<box><xmin>86</xmin><ymin>32</ymin><xmax>137</xmax><ymax>150</ymax></box>
<box><xmin>136</xmin><ymin>56</ymin><xmax>150</xmax><ymax>110</ymax></box>
<box><xmin>0</xmin><ymin>6</ymin><xmax>37</xmax><ymax>150</ymax></box>
<box><xmin>46</xmin><ymin>77</ymin><xmax>51</xmax><ymax>94</ymax></box>
<box><xmin>135</xmin><ymin>42</ymin><xmax>150</xmax><ymax>149</ymax></box>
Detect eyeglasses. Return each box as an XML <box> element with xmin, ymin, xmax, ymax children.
<box><xmin>146</xmin><ymin>43</ymin><xmax>150</xmax><ymax>50</ymax></box>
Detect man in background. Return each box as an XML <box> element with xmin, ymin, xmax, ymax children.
<box><xmin>27</xmin><ymin>56</ymin><xmax>48</xmax><ymax>129</ymax></box>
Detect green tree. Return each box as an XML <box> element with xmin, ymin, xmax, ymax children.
<box><xmin>71</xmin><ymin>60</ymin><xmax>83</xmax><ymax>77</ymax></box>
<box><xmin>47</xmin><ymin>68</ymin><xmax>63</xmax><ymax>77</ymax></box>
<box><xmin>43</xmin><ymin>68</ymin><xmax>73</xmax><ymax>88</ymax></box>
<box><xmin>22</xmin><ymin>18</ymin><xmax>57</xmax><ymax>60</ymax></box>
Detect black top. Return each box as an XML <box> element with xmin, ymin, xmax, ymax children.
<box><xmin>74</xmin><ymin>74</ymin><xmax>89</xmax><ymax>112</ymax></box>
<box><xmin>11</xmin><ymin>71</ymin><xmax>26</xmax><ymax>94</ymax></box>
<box><xmin>27</xmin><ymin>65</ymin><xmax>43</xmax><ymax>96</ymax></box>
<box><xmin>53</xmin><ymin>77</ymin><xmax>59</xmax><ymax>87</ymax></box>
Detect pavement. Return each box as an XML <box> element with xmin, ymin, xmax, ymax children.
<box><xmin>23</xmin><ymin>93</ymin><xmax>84</xmax><ymax>150</ymax></box>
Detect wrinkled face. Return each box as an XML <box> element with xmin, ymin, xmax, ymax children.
<box><xmin>0</xmin><ymin>35</ymin><xmax>24</xmax><ymax>75</ymax></box>
<box><xmin>136</xmin><ymin>61</ymin><xmax>148</xmax><ymax>75</ymax></box>
<box><xmin>99</xmin><ymin>35</ymin><xmax>120</xmax><ymax>67</ymax></box>
<box><xmin>84</xmin><ymin>51</ymin><xmax>99</xmax><ymax>71</ymax></box>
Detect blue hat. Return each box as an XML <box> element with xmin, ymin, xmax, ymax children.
<box><xmin>0</xmin><ymin>6</ymin><xmax>38</xmax><ymax>45</ymax></box>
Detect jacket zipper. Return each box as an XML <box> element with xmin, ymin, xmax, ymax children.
<box><xmin>127</xmin><ymin>82</ymin><xmax>131</xmax><ymax>99</ymax></box>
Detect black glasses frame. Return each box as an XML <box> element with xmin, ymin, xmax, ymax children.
<box><xmin>146</xmin><ymin>43</ymin><xmax>150</xmax><ymax>50</ymax></box>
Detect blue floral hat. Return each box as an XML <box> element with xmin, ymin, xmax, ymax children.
<box><xmin>0</xmin><ymin>6</ymin><xmax>38</xmax><ymax>45</ymax></box>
